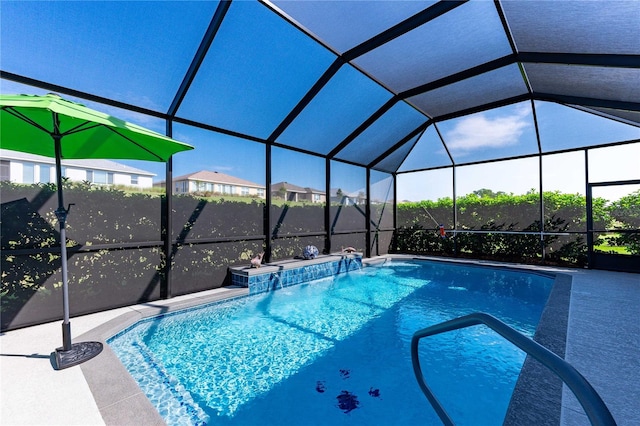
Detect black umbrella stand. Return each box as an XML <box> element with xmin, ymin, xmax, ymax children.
<box><xmin>51</xmin><ymin>130</ymin><xmax>103</xmax><ymax>370</ymax></box>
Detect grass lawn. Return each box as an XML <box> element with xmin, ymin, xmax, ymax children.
<box><xmin>593</xmin><ymin>245</ymin><xmax>631</xmax><ymax>255</ymax></box>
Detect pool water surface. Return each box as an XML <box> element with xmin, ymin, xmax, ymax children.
<box><xmin>108</xmin><ymin>260</ymin><xmax>554</xmax><ymax>425</ymax></box>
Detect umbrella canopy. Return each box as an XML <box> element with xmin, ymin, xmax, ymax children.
<box><xmin>0</xmin><ymin>93</ymin><xmax>194</xmax><ymax>369</ymax></box>
<box><xmin>0</xmin><ymin>93</ymin><xmax>193</xmax><ymax>161</ymax></box>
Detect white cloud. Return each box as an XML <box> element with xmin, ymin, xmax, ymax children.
<box><xmin>445</xmin><ymin>106</ymin><xmax>531</xmax><ymax>153</ymax></box>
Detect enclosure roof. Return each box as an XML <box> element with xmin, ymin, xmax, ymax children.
<box><xmin>1</xmin><ymin>0</ymin><xmax>639</xmax><ymax>173</ymax></box>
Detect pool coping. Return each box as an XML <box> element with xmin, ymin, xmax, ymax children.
<box><xmin>504</xmin><ymin>272</ymin><xmax>572</xmax><ymax>425</ymax></box>
<box><xmin>77</xmin><ymin>254</ymin><xmax>569</xmax><ymax>425</ymax></box>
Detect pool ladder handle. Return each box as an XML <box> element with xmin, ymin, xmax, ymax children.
<box><xmin>410</xmin><ymin>312</ymin><xmax>616</xmax><ymax>426</ymax></box>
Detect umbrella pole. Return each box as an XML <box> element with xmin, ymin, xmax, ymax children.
<box><xmin>54</xmin><ymin>135</ymin><xmax>72</xmax><ymax>351</ymax></box>
<box><xmin>55</xmin><ymin>198</ymin><xmax>72</xmax><ymax>346</ymax></box>
<box><xmin>58</xmin><ymin>222</ymin><xmax>72</xmax><ymax>349</ymax></box>
<box><xmin>52</xmin><ymin>132</ymin><xmax>103</xmax><ymax>369</ymax></box>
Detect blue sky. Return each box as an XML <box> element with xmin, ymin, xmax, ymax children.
<box><xmin>1</xmin><ymin>0</ymin><xmax>638</xmax><ymax>201</ymax></box>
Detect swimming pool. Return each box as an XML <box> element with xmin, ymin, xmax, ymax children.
<box><xmin>108</xmin><ymin>259</ymin><xmax>554</xmax><ymax>425</ymax></box>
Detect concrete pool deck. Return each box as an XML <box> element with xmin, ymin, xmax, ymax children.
<box><xmin>1</xmin><ymin>256</ymin><xmax>638</xmax><ymax>425</ymax></box>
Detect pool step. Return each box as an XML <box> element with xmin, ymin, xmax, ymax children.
<box><xmin>131</xmin><ymin>341</ymin><xmax>210</xmax><ymax>426</ymax></box>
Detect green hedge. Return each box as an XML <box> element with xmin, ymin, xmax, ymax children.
<box><xmin>395</xmin><ymin>190</ymin><xmax>639</xmax><ymax>266</ymax></box>
<box><xmin>2</xmin><ymin>181</ymin><xmax>637</xmax><ymax>330</ymax></box>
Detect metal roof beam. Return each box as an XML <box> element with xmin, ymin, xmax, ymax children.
<box><xmin>268</xmin><ymin>58</ymin><xmax>345</xmax><ymax>141</ymax></box>
<box><xmin>267</xmin><ymin>1</ymin><xmax>465</xmax><ymax>148</ymax></box>
<box><xmin>368</xmin><ymin>121</ymin><xmax>430</xmax><ymax>169</ymax></box>
<box><xmin>167</xmin><ymin>0</ymin><xmax>232</xmax><ymax>117</ymax></box>
<box><xmin>327</xmin><ymin>96</ymin><xmax>401</xmax><ymax>159</ymax></box>
<box><xmin>399</xmin><ymin>55</ymin><xmax>517</xmax><ymax>99</ymax></box>
<box><xmin>533</xmin><ymin>93</ymin><xmax>640</xmax><ymax>112</ymax></box>
<box><xmin>396</xmin><ymin>138</ymin><xmax>640</xmax><ymax>175</ymax></box>
<box><xmin>0</xmin><ymin>70</ymin><xmax>168</xmax><ymax>120</ymax></box>
<box><xmin>518</xmin><ymin>52</ymin><xmax>640</xmax><ymax>68</ymax></box>
<box><xmin>343</xmin><ymin>1</ymin><xmax>468</xmax><ymax>61</ymax></box>
<box><xmin>430</xmin><ymin>93</ymin><xmax>531</xmax><ymax>123</ymax></box>
<box><xmin>400</xmin><ymin>52</ymin><xmax>640</xmax><ymax>101</ymax></box>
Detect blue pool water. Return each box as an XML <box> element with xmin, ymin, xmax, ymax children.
<box><xmin>108</xmin><ymin>260</ymin><xmax>554</xmax><ymax>425</ymax></box>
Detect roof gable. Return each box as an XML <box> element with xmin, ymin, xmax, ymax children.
<box><xmin>173</xmin><ymin>170</ymin><xmax>263</xmax><ymax>188</ymax></box>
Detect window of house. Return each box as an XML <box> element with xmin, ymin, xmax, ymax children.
<box><xmin>241</xmin><ymin>186</ymin><xmax>249</xmax><ymax>196</ymax></box>
<box><xmin>176</xmin><ymin>181</ymin><xmax>188</xmax><ymax>193</ymax></box>
<box><xmin>40</xmin><ymin>164</ymin><xmax>52</xmax><ymax>183</ymax></box>
<box><xmin>258</xmin><ymin>188</ymin><xmax>265</xmax><ymax>197</ymax></box>
<box><xmin>23</xmin><ymin>163</ymin><xmax>35</xmax><ymax>184</ymax></box>
<box><xmin>0</xmin><ymin>160</ymin><xmax>9</xmax><ymax>181</ymax></box>
<box><xmin>86</xmin><ymin>170</ymin><xmax>113</xmax><ymax>185</ymax></box>
<box><xmin>131</xmin><ymin>175</ymin><xmax>139</xmax><ymax>185</ymax></box>
<box><xmin>197</xmin><ymin>181</ymin><xmax>209</xmax><ymax>191</ymax></box>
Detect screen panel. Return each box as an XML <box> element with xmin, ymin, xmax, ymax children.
<box><xmin>542</xmin><ymin>151</ymin><xmax>586</xmax><ymax>233</ymax></box>
<box><xmin>271</xmin><ymin>0</ymin><xmax>436</xmax><ymax>54</ymax></box>
<box><xmin>398</xmin><ymin>125</ymin><xmax>452</xmax><ymax>172</ymax></box>
<box><xmin>398</xmin><ymin>168</ymin><xmax>453</xmax><ymax>205</ymax></box>
<box><xmin>370</xmin><ymin>170</ymin><xmax>394</xmax><ymax>231</ymax></box>
<box><xmin>575</xmin><ymin>107</ymin><xmax>640</xmax><ymax>127</ymax></box>
<box><xmin>456</xmin><ymin>157</ymin><xmax>540</xmax><ymax>232</ymax></box>
<box><xmin>330</xmin><ymin>161</ymin><xmax>367</xmax><ymax>253</ymax></box>
<box><xmin>178</xmin><ymin>1</ymin><xmax>336</xmax><ymax>139</ymax></box>
<box><xmin>536</xmin><ymin>102</ymin><xmax>640</xmax><ymax>153</ymax></box>
<box><xmin>525</xmin><ymin>64</ymin><xmax>640</xmax><ymax>106</ymax></box>
<box><xmin>271</xmin><ymin>147</ymin><xmax>325</xmax><ymax>237</ymax></box>
<box><xmin>172</xmin><ymin>123</ymin><xmax>266</xmax><ymax>196</ymax></box>
<box><xmin>353</xmin><ymin>1</ymin><xmax>512</xmax><ymax>93</ymax></box>
<box><xmin>278</xmin><ymin>65</ymin><xmax>392</xmax><ymax>155</ymax></box>
<box><xmin>408</xmin><ymin>65</ymin><xmax>529</xmax><ymax>119</ymax></box>
<box><xmin>373</xmin><ymin>134</ymin><xmax>420</xmax><ymax>174</ymax></box>
<box><xmin>503</xmin><ymin>0</ymin><xmax>640</xmax><ymax>55</ymax></box>
<box><xmin>1</xmin><ymin>1</ymin><xmax>219</xmax><ymax>111</ymax></box>
<box><xmin>588</xmin><ymin>143</ymin><xmax>640</xmax><ymax>184</ymax></box>
<box><xmin>437</xmin><ymin>102</ymin><xmax>538</xmax><ymax>164</ymax></box>
<box><xmin>335</xmin><ymin>101</ymin><xmax>426</xmax><ymax>166</ymax></box>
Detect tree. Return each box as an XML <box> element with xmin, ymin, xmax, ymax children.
<box><xmin>608</xmin><ymin>190</ymin><xmax>640</xmax><ymax>254</ymax></box>
<box><xmin>471</xmin><ymin>188</ymin><xmax>507</xmax><ymax>198</ymax></box>
<box><xmin>278</xmin><ymin>185</ymin><xmax>287</xmax><ymax>200</ymax></box>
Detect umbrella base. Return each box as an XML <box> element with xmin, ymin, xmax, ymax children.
<box><xmin>54</xmin><ymin>341</ymin><xmax>103</xmax><ymax>370</ymax></box>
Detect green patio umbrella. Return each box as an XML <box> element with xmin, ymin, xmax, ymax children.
<box><xmin>0</xmin><ymin>93</ymin><xmax>194</xmax><ymax>369</ymax></box>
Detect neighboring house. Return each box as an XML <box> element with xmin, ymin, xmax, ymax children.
<box><xmin>271</xmin><ymin>181</ymin><xmax>325</xmax><ymax>203</ymax></box>
<box><xmin>330</xmin><ymin>188</ymin><xmax>366</xmax><ymax>205</ymax></box>
<box><xmin>156</xmin><ymin>170</ymin><xmax>265</xmax><ymax>198</ymax></box>
<box><xmin>0</xmin><ymin>149</ymin><xmax>155</xmax><ymax>188</ymax></box>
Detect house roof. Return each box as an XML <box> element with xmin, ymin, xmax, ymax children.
<box><xmin>271</xmin><ymin>181</ymin><xmax>323</xmax><ymax>194</ymax></box>
<box><xmin>0</xmin><ymin>149</ymin><xmax>156</xmax><ymax>176</ymax></box>
<box><xmin>170</xmin><ymin>170</ymin><xmax>263</xmax><ymax>188</ymax></box>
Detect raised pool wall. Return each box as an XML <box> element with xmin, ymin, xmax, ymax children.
<box><xmin>229</xmin><ymin>253</ymin><xmax>363</xmax><ymax>295</ymax></box>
